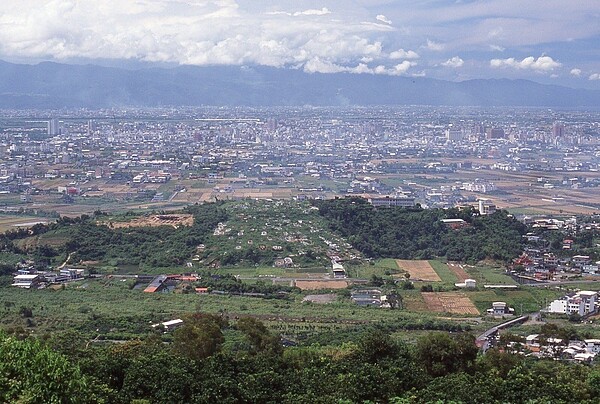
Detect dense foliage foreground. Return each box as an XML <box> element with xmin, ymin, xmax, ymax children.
<box><xmin>2</xmin><ymin>316</ymin><xmax>600</xmax><ymax>403</ymax></box>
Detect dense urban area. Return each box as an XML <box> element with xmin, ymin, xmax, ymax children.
<box><xmin>2</xmin><ymin>106</ymin><xmax>600</xmax><ymax>402</ymax></box>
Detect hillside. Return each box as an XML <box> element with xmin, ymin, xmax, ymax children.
<box><xmin>1</xmin><ymin>60</ymin><xmax>600</xmax><ymax>108</ymax></box>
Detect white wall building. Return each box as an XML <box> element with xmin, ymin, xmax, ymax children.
<box><xmin>547</xmin><ymin>291</ymin><xmax>597</xmax><ymax>316</ymax></box>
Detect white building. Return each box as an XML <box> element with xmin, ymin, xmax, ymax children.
<box><xmin>455</xmin><ymin>279</ymin><xmax>476</xmax><ymax>288</ymax></box>
<box><xmin>12</xmin><ymin>274</ymin><xmax>42</xmax><ymax>289</ymax></box>
<box><xmin>486</xmin><ymin>301</ymin><xmax>514</xmax><ymax>316</ymax></box>
<box><xmin>547</xmin><ymin>291</ymin><xmax>597</xmax><ymax>316</ymax></box>
<box><xmin>478</xmin><ymin>199</ymin><xmax>497</xmax><ymax>215</ymax></box>
<box><xmin>585</xmin><ymin>339</ymin><xmax>600</xmax><ymax>354</ymax></box>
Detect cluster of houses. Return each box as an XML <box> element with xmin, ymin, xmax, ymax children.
<box><xmin>508</xmin><ymin>335</ymin><xmax>600</xmax><ymax>362</ymax></box>
<box><xmin>11</xmin><ymin>265</ymin><xmax>85</xmax><ymax>289</ymax></box>
<box><xmin>350</xmin><ymin>288</ymin><xmax>399</xmax><ymax>309</ymax></box>
<box><xmin>515</xmin><ymin>242</ymin><xmax>599</xmax><ymax>281</ymax></box>
<box><xmin>545</xmin><ymin>290</ymin><xmax>598</xmax><ymax>316</ymax></box>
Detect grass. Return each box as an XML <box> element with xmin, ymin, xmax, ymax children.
<box><xmin>346</xmin><ymin>259</ymin><xmax>400</xmax><ymax>279</ymax></box>
<box><xmin>429</xmin><ymin>260</ymin><xmax>458</xmax><ymax>284</ymax></box>
<box><xmin>469</xmin><ymin>287</ymin><xmax>563</xmax><ymax>315</ymax></box>
<box><xmin>465</xmin><ymin>265</ymin><xmax>517</xmax><ymax>285</ymax></box>
<box><xmin>0</xmin><ymin>276</ymin><xmax>487</xmax><ymax>339</ymax></box>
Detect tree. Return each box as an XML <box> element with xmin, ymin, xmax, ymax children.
<box><xmin>236</xmin><ymin>317</ymin><xmax>282</xmax><ymax>356</ymax></box>
<box><xmin>416</xmin><ymin>332</ymin><xmax>478</xmax><ymax>377</ymax></box>
<box><xmin>0</xmin><ymin>331</ymin><xmax>104</xmax><ymax>402</ymax></box>
<box><xmin>172</xmin><ymin>314</ymin><xmax>225</xmax><ymax>361</ymax></box>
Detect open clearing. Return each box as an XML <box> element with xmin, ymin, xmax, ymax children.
<box><xmin>447</xmin><ymin>262</ymin><xmax>470</xmax><ymax>282</ymax></box>
<box><xmin>101</xmin><ymin>214</ymin><xmax>194</xmax><ymax>228</ymax></box>
<box><xmin>422</xmin><ymin>292</ymin><xmax>479</xmax><ymax>315</ymax></box>
<box><xmin>0</xmin><ymin>215</ymin><xmax>52</xmax><ymax>232</ymax></box>
<box><xmin>396</xmin><ymin>260</ymin><xmax>441</xmax><ymax>281</ymax></box>
<box><xmin>294</xmin><ymin>280</ymin><xmax>348</xmax><ymax>290</ymax></box>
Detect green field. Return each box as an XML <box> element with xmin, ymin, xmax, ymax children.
<box><xmin>429</xmin><ymin>260</ymin><xmax>458</xmax><ymax>284</ymax></box>
<box><xmin>469</xmin><ymin>287</ymin><xmax>563</xmax><ymax>315</ymax></box>
<box><xmin>465</xmin><ymin>264</ymin><xmax>517</xmax><ymax>285</ymax></box>
<box><xmin>1</xmin><ymin>277</ymin><xmax>482</xmax><ymax>340</ymax></box>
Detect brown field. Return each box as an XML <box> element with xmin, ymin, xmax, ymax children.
<box><xmin>402</xmin><ymin>292</ymin><xmax>429</xmax><ymax>312</ymax></box>
<box><xmin>101</xmin><ymin>214</ymin><xmax>194</xmax><ymax>229</ymax></box>
<box><xmin>447</xmin><ymin>262</ymin><xmax>470</xmax><ymax>282</ymax></box>
<box><xmin>422</xmin><ymin>292</ymin><xmax>479</xmax><ymax>315</ymax></box>
<box><xmin>396</xmin><ymin>260</ymin><xmax>441</xmax><ymax>281</ymax></box>
<box><xmin>294</xmin><ymin>280</ymin><xmax>348</xmax><ymax>290</ymax></box>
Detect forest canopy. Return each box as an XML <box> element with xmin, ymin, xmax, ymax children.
<box><xmin>313</xmin><ymin>197</ymin><xmax>527</xmax><ymax>262</ymax></box>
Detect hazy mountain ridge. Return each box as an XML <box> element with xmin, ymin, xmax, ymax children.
<box><xmin>1</xmin><ymin>60</ymin><xmax>599</xmax><ymax>108</ymax></box>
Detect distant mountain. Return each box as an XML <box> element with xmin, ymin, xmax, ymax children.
<box><xmin>1</xmin><ymin>60</ymin><xmax>599</xmax><ymax>108</ymax></box>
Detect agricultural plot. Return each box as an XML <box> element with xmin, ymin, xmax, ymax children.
<box><xmin>422</xmin><ymin>292</ymin><xmax>480</xmax><ymax>315</ymax></box>
<box><xmin>396</xmin><ymin>260</ymin><xmax>441</xmax><ymax>281</ymax></box>
<box><xmin>428</xmin><ymin>260</ymin><xmax>458</xmax><ymax>284</ymax></box>
<box><xmin>401</xmin><ymin>289</ymin><xmax>429</xmax><ymax>312</ymax></box>
<box><xmin>200</xmin><ymin>199</ymin><xmax>362</xmax><ymax>269</ymax></box>
<box><xmin>0</xmin><ymin>215</ymin><xmax>52</xmax><ymax>233</ymax></box>
<box><xmin>294</xmin><ymin>280</ymin><xmax>348</xmax><ymax>290</ymax></box>
<box><xmin>100</xmin><ymin>214</ymin><xmax>194</xmax><ymax>229</ymax></box>
<box><xmin>447</xmin><ymin>262</ymin><xmax>470</xmax><ymax>282</ymax></box>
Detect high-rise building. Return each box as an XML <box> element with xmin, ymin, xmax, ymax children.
<box><xmin>445</xmin><ymin>128</ymin><xmax>465</xmax><ymax>142</ymax></box>
<box><xmin>486</xmin><ymin>127</ymin><xmax>505</xmax><ymax>139</ymax></box>
<box><xmin>552</xmin><ymin>122</ymin><xmax>565</xmax><ymax>137</ymax></box>
<box><xmin>47</xmin><ymin>119</ymin><xmax>60</xmax><ymax>135</ymax></box>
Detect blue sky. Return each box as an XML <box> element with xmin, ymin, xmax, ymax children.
<box><xmin>1</xmin><ymin>1</ymin><xmax>598</xmax><ymax>87</ymax></box>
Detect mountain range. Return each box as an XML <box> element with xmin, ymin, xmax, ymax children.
<box><xmin>1</xmin><ymin>60</ymin><xmax>599</xmax><ymax>108</ymax></box>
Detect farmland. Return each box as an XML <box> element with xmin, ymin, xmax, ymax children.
<box><xmin>396</xmin><ymin>259</ymin><xmax>441</xmax><ymax>282</ymax></box>
<box><xmin>422</xmin><ymin>292</ymin><xmax>480</xmax><ymax>315</ymax></box>
<box><xmin>0</xmin><ymin>214</ymin><xmax>54</xmax><ymax>233</ymax></box>
<box><xmin>1</xmin><ymin>199</ymin><xmax>599</xmax><ymax>349</ymax></box>
<box><xmin>447</xmin><ymin>262</ymin><xmax>470</xmax><ymax>282</ymax></box>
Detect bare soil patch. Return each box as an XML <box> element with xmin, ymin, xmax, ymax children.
<box><xmin>396</xmin><ymin>260</ymin><xmax>441</xmax><ymax>281</ymax></box>
<box><xmin>295</xmin><ymin>280</ymin><xmax>348</xmax><ymax>290</ymax></box>
<box><xmin>422</xmin><ymin>292</ymin><xmax>479</xmax><ymax>315</ymax></box>
<box><xmin>447</xmin><ymin>262</ymin><xmax>470</xmax><ymax>282</ymax></box>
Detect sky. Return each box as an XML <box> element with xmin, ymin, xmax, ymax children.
<box><xmin>0</xmin><ymin>0</ymin><xmax>599</xmax><ymax>88</ymax></box>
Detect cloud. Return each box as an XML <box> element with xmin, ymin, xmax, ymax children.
<box><xmin>442</xmin><ymin>56</ymin><xmax>464</xmax><ymax>68</ymax></box>
<box><xmin>391</xmin><ymin>61</ymin><xmax>416</xmax><ymax>75</ymax></box>
<box><xmin>490</xmin><ymin>55</ymin><xmax>561</xmax><ymax>72</ymax></box>
<box><xmin>570</xmin><ymin>68</ymin><xmax>582</xmax><ymax>77</ymax></box>
<box><xmin>425</xmin><ymin>39</ymin><xmax>445</xmax><ymax>51</ymax></box>
<box><xmin>376</xmin><ymin>14</ymin><xmax>392</xmax><ymax>25</ymax></box>
<box><xmin>489</xmin><ymin>44</ymin><xmax>505</xmax><ymax>52</ymax></box>
<box><xmin>303</xmin><ymin>57</ymin><xmax>415</xmax><ymax>76</ymax></box>
<box><xmin>389</xmin><ymin>49</ymin><xmax>419</xmax><ymax>60</ymax></box>
<box><xmin>590</xmin><ymin>73</ymin><xmax>600</xmax><ymax>81</ymax></box>
<box><xmin>293</xmin><ymin>8</ymin><xmax>331</xmax><ymax>17</ymax></box>
<box><xmin>0</xmin><ymin>1</ymin><xmax>391</xmax><ymax>73</ymax></box>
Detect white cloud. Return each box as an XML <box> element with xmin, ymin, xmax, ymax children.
<box><xmin>390</xmin><ymin>61</ymin><xmax>415</xmax><ymax>75</ymax></box>
<box><xmin>293</xmin><ymin>8</ymin><xmax>331</xmax><ymax>17</ymax></box>
<box><xmin>489</xmin><ymin>44</ymin><xmax>505</xmax><ymax>52</ymax></box>
<box><xmin>490</xmin><ymin>55</ymin><xmax>561</xmax><ymax>72</ymax></box>
<box><xmin>442</xmin><ymin>56</ymin><xmax>464</xmax><ymax>68</ymax></box>
<box><xmin>425</xmin><ymin>39</ymin><xmax>445</xmax><ymax>51</ymax></box>
<box><xmin>389</xmin><ymin>49</ymin><xmax>419</xmax><ymax>60</ymax></box>
<box><xmin>303</xmin><ymin>57</ymin><xmax>415</xmax><ymax>76</ymax></box>
<box><xmin>570</xmin><ymin>68</ymin><xmax>582</xmax><ymax>77</ymax></box>
<box><xmin>590</xmin><ymin>73</ymin><xmax>600</xmax><ymax>81</ymax></box>
<box><xmin>376</xmin><ymin>14</ymin><xmax>392</xmax><ymax>25</ymax></box>
<box><xmin>0</xmin><ymin>1</ymin><xmax>392</xmax><ymax>72</ymax></box>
